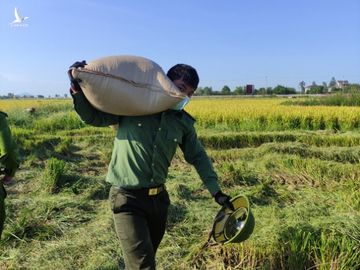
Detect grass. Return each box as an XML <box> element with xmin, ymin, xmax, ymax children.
<box><xmin>42</xmin><ymin>158</ymin><xmax>67</xmax><ymax>193</ymax></box>
<box><xmin>0</xmin><ymin>98</ymin><xmax>359</xmax><ymax>269</ymax></box>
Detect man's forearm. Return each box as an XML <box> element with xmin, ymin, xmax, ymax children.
<box><xmin>72</xmin><ymin>91</ymin><xmax>119</xmax><ymax>127</ymax></box>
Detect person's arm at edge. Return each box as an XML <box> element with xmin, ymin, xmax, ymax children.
<box><xmin>0</xmin><ymin>113</ymin><xmax>19</xmax><ymax>184</ymax></box>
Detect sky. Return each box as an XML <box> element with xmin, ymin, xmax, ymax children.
<box><xmin>0</xmin><ymin>0</ymin><xmax>359</xmax><ymax>96</ymax></box>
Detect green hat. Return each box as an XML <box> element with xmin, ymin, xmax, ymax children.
<box><xmin>212</xmin><ymin>195</ymin><xmax>255</xmax><ymax>244</ymax></box>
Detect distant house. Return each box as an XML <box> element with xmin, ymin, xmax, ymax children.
<box><xmin>336</xmin><ymin>80</ymin><xmax>349</xmax><ymax>88</ymax></box>
<box><xmin>329</xmin><ymin>80</ymin><xmax>349</xmax><ymax>92</ymax></box>
<box><xmin>304</xmin><ymin>84</ymin><xmax>318</xmax><ymax>93</ymax></box>
<box><xmin>304</xmin><ymin>85</ymin><xmax>313</xmax><ymax>93</ymax></box>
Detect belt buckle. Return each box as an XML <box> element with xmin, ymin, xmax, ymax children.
<box><xmin>148</xmin><ymin>188</ymin><xmax>158</xmax><ymax>196</ymax></box>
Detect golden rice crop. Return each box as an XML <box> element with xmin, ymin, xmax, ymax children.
<box><xmin>187</xmin><ymin>98</ymin><xmax>360</xmax><ymax>131</ymax></box>
<box><xmin>2</xmin><ymin>97</ymin><xmax>360</xmax><ymax>131</ymax></box>
<box><xmin>0</xmin><ymin>99</ymin><xmax>71</xmax><ymax>112</ymax></box>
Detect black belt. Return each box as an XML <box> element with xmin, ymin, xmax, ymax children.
<box><xmin>118</xmin><ymin>185</ymin><xmax>165</xmax><ymax>196</ymax></box>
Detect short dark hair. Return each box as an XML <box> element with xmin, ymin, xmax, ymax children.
<box><xmin>167</xmin><ymin>64</ymin><xmax>199</xmax><ymax>90</ymax></box>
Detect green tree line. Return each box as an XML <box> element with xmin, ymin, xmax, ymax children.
<box><xmin>195</xmin><ymin>77</ymin><xmax>360</xmax><ymax>96</ymax></box>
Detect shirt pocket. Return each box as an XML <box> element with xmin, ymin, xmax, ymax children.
<box><xmin>166</xmin><ymin>130</ymin><xmax>183</xmax><ymax>145</ymax></box>
<box><xmin>117</xmin><ymin>117</ymin><xmax>145</xmax><ymax>139</ymax></box>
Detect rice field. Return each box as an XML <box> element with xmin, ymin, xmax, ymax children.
<box><xmin>187</xmin><ymin>97</ymin><xmax>360</xmax><ymax>131</ymax></box>
<box><xmin>0</xmin><ymin>99</ymin><xmax>69</xmax><ymax>111</ymax></box>
<box><xmin>3</xmin><ymin>97</ymin><xmax>360</xmax><ymax>132</ymax></box>
<box><xmin>0</xmin><ymin>96</ymin><xmax>359</xmax><ymax>270</ymax></box>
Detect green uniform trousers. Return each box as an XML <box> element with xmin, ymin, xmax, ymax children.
<box><xmin>109</xmin><ymin>185</ymin><xmax>170</xmax><ymax>270</ymax></box>
<box><xmin>0</xmin><ymin>184</ymin><xmax>7</xmax><ymax>239</ymax></box>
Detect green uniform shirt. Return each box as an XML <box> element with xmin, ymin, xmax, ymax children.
<box><xmin>72</xmin><ymin>92</ymin><xmax>221</xmax><ymax>195</ymax></box>
<box><xmin>0</xmin><ymin>112</ymin><xmax>18</xmax><ymax>177</ymax></box>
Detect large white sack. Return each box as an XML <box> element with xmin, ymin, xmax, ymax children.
<box><xmin>70</xmin><ymin>55</ymin><xmax>186</xmax><ymax>116</ymax></box>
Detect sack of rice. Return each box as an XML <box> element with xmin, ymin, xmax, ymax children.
<box><xmin>69</xmin><ymin>55</ymin><xmax>186</xmax><ymax>116</ymax></box>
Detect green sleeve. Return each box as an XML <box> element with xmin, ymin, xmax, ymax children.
<box><xmin>71</xmin><ymin>92</ymin><xmax>120</xmax><ymax>127</ymax></box>
<box><xmin>179</xmin><ymin>125</ymin><xmax>221</xmax><ymax>195</ymax></box>
<box><xmin>0</xmin><ymin>113</ymin><xmax>19</xmax><ymax>177</ymax></box>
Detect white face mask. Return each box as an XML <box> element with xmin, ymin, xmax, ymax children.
<box><xmin>172</xmin><ymin>96</ymin><xmax>190</xmax><ymax>110</ymax></box>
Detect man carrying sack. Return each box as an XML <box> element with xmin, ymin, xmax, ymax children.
<box><xmin>69</xmin><ymin>58</ymin><xmax>234</xmax><ymax>269</ymax></box>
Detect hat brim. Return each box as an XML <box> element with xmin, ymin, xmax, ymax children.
<box><xmin>212</xmin><ymin>195</ymin><xmax>255</xmax><ymax>244</ymax></box>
